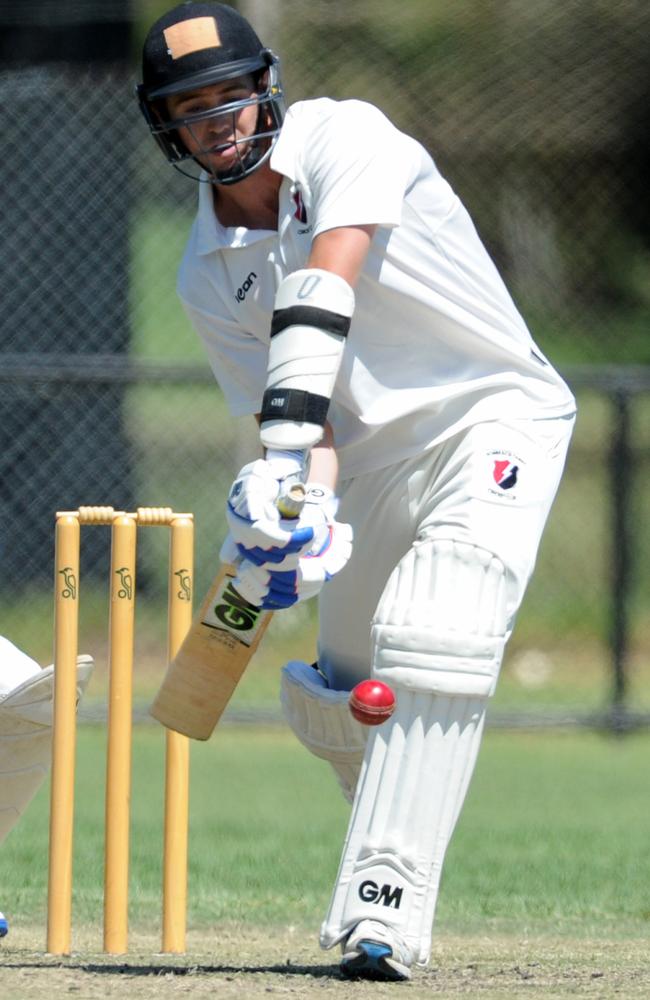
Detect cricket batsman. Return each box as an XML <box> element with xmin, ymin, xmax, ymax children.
<box><xmin>138</xmin><ymin>2</ymin><xmax>576</xmax><ymax>980</ymax></box>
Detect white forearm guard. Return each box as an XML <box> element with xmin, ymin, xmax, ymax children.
<box><xmin>259</xmin><ymin>269</ymin><xmax>355</xmax><ymax>451</ymax></box>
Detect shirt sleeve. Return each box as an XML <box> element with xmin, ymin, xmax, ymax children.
<box><xmin>299</xmin><ymin>100</ymin><xmax>423</xmax><ymax>237</ymax></box>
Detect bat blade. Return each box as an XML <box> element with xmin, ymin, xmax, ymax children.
<box><xmin>150</xmin><ymin>563</ymin><xmax>273</xmax><ymax>740</ymax></box>
<box><xmin>151</xmin><ymin>481</ymin><xmax>306</xmax><ymax>740</ymax></box>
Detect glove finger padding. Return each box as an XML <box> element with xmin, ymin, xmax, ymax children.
<box><xmin>219</xmin><ymin>532</ymin><xmax>241</xmax><ymax>567</ymax></box>
<box><xmin>229</xmin><ymin>561</ymin><xmax>284</xmax><ymax>608</ymax></box>
<box><xmin>231</xmin><ymin>517</ymin><xmax>353</xmax><ymax>610</ymax></box>
<box><xmin>285</xmin><ymin>485</ymin><xmax>353</xmax><ymax>600</ymax></box>
<box><xmin>302</xmin><ymin>520</ymin><xmax>353</xmax><ymax>581</ymax></box>
<box><xmin>226</xmin><ymin>458</ymin><xmax>314</xmax><ymax>565</ymax></box>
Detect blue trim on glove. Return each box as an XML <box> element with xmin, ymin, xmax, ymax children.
<box><xmin>260</xmin><ymin>592</ymin><xmax>299</xmax><ymax>609</ymax></box>
<box><xmin>259</xmin><ymin>568</ymin><xmax>299</xmax><ymax>609</ymax></box>
<box><xmin>234</xmin><ymin>528</ymin><xmax>314</xmax><ymax>566</ymax></box>
<box><xmin>266</xmin><ymin>570</ymin><xmax>298</xmax><ymax>594</ymax></box>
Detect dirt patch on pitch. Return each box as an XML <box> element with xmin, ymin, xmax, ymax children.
<box><xmin>2</xmin><ymin>925</ymin><xmax>650</xmax><ymax>999</ymax></box>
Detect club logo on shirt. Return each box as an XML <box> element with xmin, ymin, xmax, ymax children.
<box><xmin>292</xmin><ymin>189</ymin><xmax>307</xmax><ymax>224</ymax></box>
<box><xmin>480</xmin><ymin>447</ymin><xmax>527</xmax><ymax>502</ymax></box>
<box><xmin>292</xmin><ymin>188</ymin><xmax>312</xmax><ymax>234</ymax></box>
<box><xmin>492</xmin><ymin>459</ymin><xmax>519</xmax><ymax>490</ymax></box>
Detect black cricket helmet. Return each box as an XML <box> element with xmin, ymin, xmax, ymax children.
<box><xmin>137</xmin><ymin>2</ymin><xmax>285</xmax><ymax>184</ymax></box>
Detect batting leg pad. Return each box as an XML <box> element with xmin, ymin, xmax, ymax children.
<box><xmin>320</xmin><ymin>541</ymin><xmax>502</xmax><ymax>964</ymax></box>
<box><xmin>320</xmin><ymin>690</ymin><xmax>487</xmax><ymax>966</ymax></box>
<box><xmin>0</xmin><ymin>654</ymin><xmax>94</xmax><ymax>844</ymax></box>
<box><xmin>372</xmin><ymin>539</ymin><xmax>508</xmax><ymax>697</ymax></box>
<box><xmin>0</xmin><ymin>636</ymin><xmax>42</xmax><ymax>697</ymax></box>
<box><xmin>280</xmin><ymin>660</ymin><xmax>368</xmax><ymax>803</ymax></box>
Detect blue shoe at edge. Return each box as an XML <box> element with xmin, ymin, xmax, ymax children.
<box><xmin>340</xmin><ymin>919</ymin><xmax>412</xmax><ymax>981</ymax></box>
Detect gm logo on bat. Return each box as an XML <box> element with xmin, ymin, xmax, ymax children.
<box><xmin>202</xmin><ymin>578</ymin><xmax>265</xmax><ymax>647</ymax></box>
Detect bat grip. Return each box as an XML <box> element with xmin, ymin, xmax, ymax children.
<box><xmin>276</xmin><ymin>482</ymin><xmax>306</xmax><ymax>520</ymax></box>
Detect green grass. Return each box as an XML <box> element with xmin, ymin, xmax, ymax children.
<box><xmin>2</xmin><ymin>727</ymin><xmax>649</xmax><ymax>945</ymax></box>
<box><xmin>442</xmin><ymin>730</ymin><xmax>650</xmax><ymax>934</ymax></box>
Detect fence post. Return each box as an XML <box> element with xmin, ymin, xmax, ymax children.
<box><xmin>609</xmin><ymin>390</ymin><xmax>633</xmax><ymax>731</ymax></box>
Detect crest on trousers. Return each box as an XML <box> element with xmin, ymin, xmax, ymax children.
<box><xmin>492</xmin><ymin>459</ymin><xmax>519</xmax><ymax>490</ymax></box>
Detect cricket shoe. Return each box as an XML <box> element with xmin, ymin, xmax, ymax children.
<box><xmin>0</xmin><ymin>911</ymin><xmax>8</xmax><ymax>938</ymax></box>
<box><xmin>340</xmin><ymin>919</ymin><xmax>412</xmax><ymax>981</ymax></box>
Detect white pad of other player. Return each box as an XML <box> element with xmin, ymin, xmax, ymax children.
<box><xmin>260</xmin><ymin>269</ymin><xmax>355</xmax><ymax>452</ymax></box>
<box><xmin>320</xmin><ymin>539</ymin><xmax>508</xmax><ymax>967</ymax></box>
<box><xmin>0</xmin><ymin>638</ymin><xmax>94</xmax><ymax>845</ymax></box>
<box><xmin>280</xmin><ymin>660</ymin><xmax>367</xmax><ymax>802</ymax></box>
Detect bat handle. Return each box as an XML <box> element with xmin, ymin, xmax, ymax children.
<box><xmin>276</xmin><ymin>482</ymin><xmax>307</xmax><ymax>520</ymax></box>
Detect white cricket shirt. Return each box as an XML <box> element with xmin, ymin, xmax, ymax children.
<box><xmin>177</xmin><ymin>98</ymin><xmax>576</xmax><ymax>478</ymax></box>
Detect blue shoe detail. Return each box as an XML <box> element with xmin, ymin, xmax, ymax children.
<box><xmin>341</xmin><ymin>939</ymin><xmax>407</xmax><ymax>981</ymax></box>
<box><xmin>0</xmin><ymin>912</ymin><xmax>8</xmax><ymax>938</ymax></box>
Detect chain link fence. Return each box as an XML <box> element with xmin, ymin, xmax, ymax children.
<box><xmin>1</xmin><ymin>0</ymin><xmax>648</xmax><ymax>725</ymax></box>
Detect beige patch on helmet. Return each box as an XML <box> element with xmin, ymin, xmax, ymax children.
<box><xmin>164</xmin><ymin>17</ymin><xmax>221</xmax><ymax>60</ymax></box>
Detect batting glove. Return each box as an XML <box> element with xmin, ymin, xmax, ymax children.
<box><xmin>225</xmin><ymin>453</ymin><xmax>312</xmax><ymax>569</ymax></box>
<box><xmin>231</xmin><ymin>485</ymin><xmax>353</xmax><ymax>609</ymax></box>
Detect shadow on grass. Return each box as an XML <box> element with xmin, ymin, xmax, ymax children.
<box><xmin>2</xmin><ymin>959</ymin><xmax>343</xmax><ymax>979</ymax></box>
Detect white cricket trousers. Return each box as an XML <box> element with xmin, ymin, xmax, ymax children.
<box><xmin>317</xmin><ymin>413</ymin><xmax>575</xmax><ymax>690</ymax></box>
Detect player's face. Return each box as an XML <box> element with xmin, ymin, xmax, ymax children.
<box><xmin>166</xmin><ymin>76</ymin><xmax>261</xmax><ymax>174</ymax></box>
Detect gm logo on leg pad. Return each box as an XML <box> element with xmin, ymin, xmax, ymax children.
<box><xmin>346</xmin><ymin>864</ymin><xmax>410</xmax><ymax>927</ymax></box>
<box><xmin>358</xmin><ymin>879</ymin><xmax>403</xmax><ymax>909</ymax></box>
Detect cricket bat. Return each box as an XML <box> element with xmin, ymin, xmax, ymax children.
<box><xmin>150</xmin><ymin>484</ymin><xmax>305</xmax><ymax>740</ymax></box>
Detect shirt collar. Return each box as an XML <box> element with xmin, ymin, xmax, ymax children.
<box><xmin>194</xmin><ymin>171</ymin><xmax>278</xmax><ymax>254</ymax></box>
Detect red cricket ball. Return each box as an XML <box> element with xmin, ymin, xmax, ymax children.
<box><xmin>349</xmin><ymin>680</ymin><xmax>396</xmax><ymax>726</ymax></box>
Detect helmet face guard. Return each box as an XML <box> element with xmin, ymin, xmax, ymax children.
<box><xmin>137</xmin><ymin>3</ymin><xmax>285</xmax><ymax>185</ymax></box>
<box><xmin>138</xmin><ymin>50</ymin><xmax>285</xmax><ymax>185</ymax></box>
